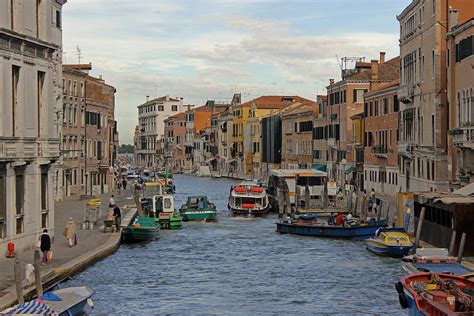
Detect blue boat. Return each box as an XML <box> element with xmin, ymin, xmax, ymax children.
<box><xmin>365</xmin><ymin>228</ymin><xmax>413</xmax><ymax>257</ymax></box>
<box><xmin>276</xmin><ymin>219</ymin><xmax>387</xmax><ymax>240</ymax></box>
<box><xmin>402</xmin><ymin>248</ymin><xmax>473</xmax><ymax>275</ymax></box>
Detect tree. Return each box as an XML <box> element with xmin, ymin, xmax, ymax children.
<box><xmin>118</xmin><ymin>144</ymin><xmax>134</xmax><ymax>154</ymax></box>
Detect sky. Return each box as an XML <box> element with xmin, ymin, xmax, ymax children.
<box><xmin>62</xmin><ymin>0</ymin><xmax>412</xmax><ymax>144</ymax></box>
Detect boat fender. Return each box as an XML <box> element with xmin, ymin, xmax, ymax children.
<box><xmin>398</xmin><ymin>292</ymin><xmax>408</xmax><ymax>309</ymax></box>
<box><xmin>395</xmin><ymin>281</ymin><xmax>404</xmax><ymax>294</ymax></box>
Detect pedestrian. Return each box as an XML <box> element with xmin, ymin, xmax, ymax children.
<box><xmin>122</xmin><ymin>178</ymin><xmax>127</xmax><ymax>190</ymax></box>
<box><xmin>109</xmin><ymin>194</ymin><xmax>115</xmax><ymax>209</ymax></box>
<box><xmin>113</xmin><ymin>204</ymin><xmax>122</xmax><ymax>229</ymax></box>
<box><xmin>39</xmin><ymin>229</ymin><xmax>51</xmax><ymax>265</ymax></box>
<box><xmin>64</xmin><ymin>217</ymin><xmax>77</xmax><ymax>247</ymax></box>
<box><xmin>370</xmin><ymin>188</ymin><xmax>376</xmax><ymax>213</ymax></box>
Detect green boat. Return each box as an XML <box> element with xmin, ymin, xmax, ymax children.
<box><xmin>179</xmin><ymin>196</ymin><xmax>217</xmax><ymax>222</ymax></box>
<box><xmin>122</xmin><ymin>216</ymin><xmax>160</xmax><ymax>243</ymax></box>
<box><xmin>143</xmin><ymin>194</ymin><xmax>182</xmax><ymax>229</ymax></box>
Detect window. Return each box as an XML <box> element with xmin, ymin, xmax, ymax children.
<box><xmin>15</xmin><ymin>168</ymin><xmax>24</xmax><ymax>235</ymax></box>
<box><xmin>456</xmin><ymin>35</ymin><xmax>473</xmax><ymax>62</ymax></box>
<box><xmin>158</xmin><ymin>105</ymin><xmax>164</xmax><ymax>111</ymax></box>
<box><xmin>41</xmin><ymin>167</ymin><xmax>48</xmax><ymax>210</ymax></box>
<box><xmin>353</xmin><ymin>89</ymin><xmax>366</xmax><ymax>103</ymax></box>
<box><xmin>393</xmin><ymin>95</ymin><xmax>399</xmax><ymax>112</ymax></box>
<box><xmin>172</xmin><ymin>105</ymin><xmax>178</xmax><ymax>111</ymax></box>
<box><xmin>0</xmin><ymin>167</ymin><xmax>6</xmax><ymax>238</ymax></box>
<box><xmin>37</xmin><ymin>71</ymin><xmax>45</xmax><ymax>137</ymax></box>
<box><xmin>432</xmin><ymin>0</ymin><xmax>435</xmax><ymax>16</ymax></box>
<box><xmin>80</xmin><ymin>82</ymin><xmax>85</xmax><ymax>97</ymax></box>
<box><xmin>431</xmin><ymin>50</ymin><xmax>435</xmax><ymax>79</ymax></box>
<box><xmin>403</xmin><ymin>51</ymin><xmax>417</xmax><ymax>85</ymax></box>
<box><xmin>54</xmin><ymin>8</ymin><xmax>61</xmax><ymax>28</ymax></box>
<box><xmin>12</xmin><ymin>65</ymin><xmax>20</xmax><ymax>137</ymax></box>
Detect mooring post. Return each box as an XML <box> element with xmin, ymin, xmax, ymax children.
<box><xmin>457</xmin><ymin>232</ymin><xmax>467</xmax><ymax>263</ymax></box>
<box><xmin>449</xmin><ymin>230</ymin><xmax>457</xmax><ymax>256</ymax></box>
<box><xmin>33</xmin><ymin>250</ymin><xmax>43</xmax><ymax>297</ymax></box>
<box><xmin>14</xmin><ymin>257</ymin><xmax>24</xmax><ymax>304</ymax></box>
<box><xmin>354</xmin><ymin>193</ymin><xmax>359</xmax><ymax>216</ymax></box>
<box><xmin>414</xmin><ymin>207</ymin><xmax>425</xmax><ymax>251</ymax></box>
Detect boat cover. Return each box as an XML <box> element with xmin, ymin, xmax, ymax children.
<box><xmin>1</xmin><ymin>300</ymin><xmax>58</xmax><ymax>315</ymax></box>
<box><xmin>413</xmin><ymin>262</ymin><xmax>472</xmax><ymax>275</ymax></box>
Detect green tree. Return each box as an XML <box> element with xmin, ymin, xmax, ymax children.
<box><xmin>118</xmin><ymin>144</ymin><xmax>134</xmax><ymax>154</ymax></box>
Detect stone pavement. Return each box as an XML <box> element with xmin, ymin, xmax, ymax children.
<box><xmin>0</xmin><ymin>186</ymin><xmax>135</xmax><ymax>303</ymax></box>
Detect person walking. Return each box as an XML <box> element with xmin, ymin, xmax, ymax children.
<box><xmin>370</xmin><ymin>188</ymin><xmax>377</xmax><ymax>214</ymax></box>
<box><xmin>39</xmin><ymin>229</ymin><xmax>51</xmax><ymax>265</ymax></box>
<box><xmin>122</xmin><ymin>178</ymin><xmax>127</xmax><ymax>190</ymax></box>
<box><xmin>113</xmin><ymin>205</ymin><xmax>122</xmax><ymax>230</ymax></box>
<box><xmin>64</xmin><ymin>217</ymin><xmax>77</xmax><ymax>247</ymax></box>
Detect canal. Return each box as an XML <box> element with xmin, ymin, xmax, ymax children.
<box><xmin>63</xmin><ymin>174</ymin><xmax>405</xmax><ymax>314</ymax></box>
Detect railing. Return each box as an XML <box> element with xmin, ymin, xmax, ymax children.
<box><xmin>372</xmin><ymin>145</ymin><xmax>388</xmax><ymax>157</ymax></box>
<box><xmin>398</xmin><ymin>85</ymin><xmax>414</xmax><ymax>104</ymax></box>
<box><xmin>452</xmin><ymin>127</ymin><xmax>474</xmax><ymax>149</ymax></box>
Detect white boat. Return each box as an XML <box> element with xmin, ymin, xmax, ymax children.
<box><xmin>228</xmin><ymin>180</ymin><xmax>270</xmax><ymax>217</ymax></box>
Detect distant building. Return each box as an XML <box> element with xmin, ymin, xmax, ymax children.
<box><xmin>447</xmin><ymin>14</ymin><xmax>474</xmax><ymax>189</ymax></box>
<box><xmin>363</xmin><ymin>81</ymin><xmax>400</xmax><ymax>196</ymax></box>
<box><xmin>163</xmin><ymin>112</ymin><xmax>186</xmax><ymax>171</ymax></box>
<box><xmin>312</xmin><ymin>96</ymin><xmax>328</xmax><ymax>171</ymax></box>
<box><xmin>281</xmin><ymin>103</ymin><xmax>317</xmax><ymax>169</ymax></box>
<box><xmin>62</xmin><ymin>64</ymin><xmax>117</xmax><ymax>197</ymax></box>
<box><xmin>136</xmin><ymin>95</ymin><xmax>184</xmax><ymax>168</ymax></box>
<box><xmin>0</xmin><ymin>0</ymin><xmax>66</xmax><ymax>253</ymax></box>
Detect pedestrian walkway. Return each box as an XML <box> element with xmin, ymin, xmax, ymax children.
<box><xmin>0</xmin><ymin>188</ymin><xmax>134</xmax><ymax>308</ymax></box>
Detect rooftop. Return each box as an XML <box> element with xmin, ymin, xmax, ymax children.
<box><xmin>236</xmin><ymin>95</ymin><xmax>315</xmax><ymax>110</ymax></box>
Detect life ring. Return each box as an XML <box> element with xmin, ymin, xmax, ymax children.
<box><xmin>398</xmin><ymin>292</ymin><xmax>408</xmax><ymax>309</ymax></box>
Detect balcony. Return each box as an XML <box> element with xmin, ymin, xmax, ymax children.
<box><xmin>372</xmin><ymin>145</ymin><xmax>388</xmax><ymax>158</ymax></box>
<box><xmin>398</xmin><ymin>85</ymin><xmax>414</xmax><ymax>104</ymax></box>
<box><xmin>451</xmin><ymin>127</ymin><xmax>474</xmax><ymax>149</ymax></box>
<box><xmin>397</xmin><ymin>142</ymin><xmax>414</xmax><ymax>158</ymax></box>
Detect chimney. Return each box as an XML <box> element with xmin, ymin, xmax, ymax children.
<box><xmin>379</xmin><ymin>52</ymin><xmax>386</xmax><ymax>64</ymax></box>
<box><xmin>370</xmin><ymin>60</ymin><xmax>379</xmax><ymax>80</ymax></box>
<box><xmin>166</xmin><ymin>95</ymin><xmax>169</xmax><ymax>101</ymax></box>
<box><xmin>146</xmin><ymin>95</ymin><xmax>149</xmax><ymax>102</ymax></box>
<box><xmin>329</xmin><ymin>79</ymin><xmax>334</xmax><ymax>85</ymax></box>
<box><xmin>448</xmin><ymin>7</ymin><xmax>459</xmax><ymax>30</ymax></box>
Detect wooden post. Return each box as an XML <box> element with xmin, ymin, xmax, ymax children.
<box><xmin>449</xmin><ymin>230</ymin><xmax>457</xmax><ymax>256</ymax></box>
<box><xmin>33</xmin><ymin>250</ymin><xmax>43</xmax><ymax>297</ymax></box>
<box><xmin>14</xmin><ymin>257</ymin><xmax>24</xmax><ymax>304</ymax></box>
<box><xmin>414</xmin><ymin>207</ymin><xmax>425</xmax><ymax>251</ymax></box>
<box><xmin>354</xmin><ymin>193</ymin><xmax>359</xmax><ymax>216</ymax></box>
<box><xmin>457</xmin><ymin>232</ymin><xmax>467</xmax><ymax>263</ymax></box>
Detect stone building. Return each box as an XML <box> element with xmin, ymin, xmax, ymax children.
<box><xmin>447</xmin><ymin>14</ymin><xmax>474</xmax><ymax>189</ymax></box>
<box><xmin>163</xmin><ymin>112</ymin><xmax>186</xmax><ymax>171</ymax></box>
<box><xmin>312</xmin><ymin>95</ymin><xmax>328</xmax><ymax>171</ymax></box>
<box><xmin>281</xmin><ymin>103</ymin><xmax>317</xmax><ymax>169</ymax></box>
<box><xmin>217</xmin><ymin>107</ymin><xmax>234</xmax><ymax>175</ymax></box>
<box><xmin>363</xmin><ymin>81</ymin><xmax>401</xmax><ymax>196</ymax></box>
<box><xmin>326</xmin><ymin>53</ymin><xmax>399</xmax><ymax>186</ymax></box>
<box><xmin>136</xmin><ymin>95</ymin><xmax>184</xmax><ymax>168</ymax></box>
<box><xmin>0</xmin><ymin>0</ymin><xmax>66</xmax><ymax>253</ymax></box>
<box><xmin>396</xmin><ymin>0</ymin><xmax>473</xmax><ymax>192</ymax></box>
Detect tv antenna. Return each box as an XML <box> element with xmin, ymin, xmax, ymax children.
<box><xmin>75</xmin><ymin>46</ymin><xmax>82</xmax><ymax>64</ymax></box>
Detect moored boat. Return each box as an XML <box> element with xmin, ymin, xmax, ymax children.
<box><xmin>3</xmin><ymin>286</ymin><xmax>94</xmax><ymax>315</ymax></box>
<box><xmin>402</xmin><ymin>248</ymin><xmax>473</xmax><ymax>276</ymax></box>
<box><xmin>122</xmin><ymin>216</ymin><xmax>160</xmax><ymax>243</ymax></box>
<box><xmin>179</xmin><ymin>196</ymin><xmax>217</xmax><ymax>222</ymax></box>
<box><xmin>366</xmin><ymin>228</ymin><xmax>413</xmax><ymax>257</ymax></box>
<box><xmin>276</xmin><ymin>214</ymin><xmax>387</xmax><ymax>240</ymax></box>
<box><xmin>228</xmin><ymin>181</ymin><xmax>270</xmax><ymax>217</ymax></box>
<box><xmin>395</xmin><ymin>273</ymin><xmax>474</xmax><ymax>315</ymax></box>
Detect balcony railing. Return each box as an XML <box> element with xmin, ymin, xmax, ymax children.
<box><xmin>452</xmin><ymin>127</ymin><xmax>474</xmax><ymax>149</ymax></box>
<box><xmin>398</xmin><ymin>85</ymin><xmax>414</xmax><ymax>104</ymax></box>
<box><xmin>372</xmin><ymin>145</ymin><xmax>388</xmax><ymax>157</ymax></box>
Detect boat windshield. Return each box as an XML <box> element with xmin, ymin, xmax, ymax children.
<box><xmin>233</xmin><ymin>197</ymin><xmax>264</xmax><ymax>207</ymax></box>
<box><xmin>296</xmin><ymin>176</ymin><xmax>323</xmax><ymax>186</ymax></box>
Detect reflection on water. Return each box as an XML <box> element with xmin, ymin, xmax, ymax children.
<box><xmin>62</xmin><ymin>175</ymin><xmax>405</xmax><ymax>315</ymax></box>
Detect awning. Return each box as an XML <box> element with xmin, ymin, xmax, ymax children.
<box><xmin>227</xmin><ymin>159</ymin><xmax>237</xmax><ymax>164</ymax></box>
<box><xmin>454</xmin><ymin>182</ymin><xmax>474</xmax><ymax>196</ymax></box>
<box><xmin>345</xmin><ymin>166</ymin><xmax>356</xmax><ymax>174</ymax></box>
<box><xmin>205</xmin><ymin>158</ymin><xmax>217</xmax><ymax>163</ymax></box>
<box><xmin>312</xmin><ymin>164</ymin><xmax>327</xmax><ymax>172</ymax></box>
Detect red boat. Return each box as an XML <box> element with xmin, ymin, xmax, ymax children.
<box><xmin>396</xmin><ymin>272</ymin><xmax>474</xmax><ymax>315</ymax></box>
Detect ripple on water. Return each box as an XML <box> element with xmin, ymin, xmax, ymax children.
<box><xmin>61</xmin><ymin>174</ymin><xmax>405</xmax><ymax>315</ymax></box>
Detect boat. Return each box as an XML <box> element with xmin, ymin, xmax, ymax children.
<box><xmin>276</xmin><ymin>214</ymin><xmax>387</xmax><ymax>240</ymax></box>
<box><xmin>179</xmin><ymin>196</ymin><xmax>217</xmax><ymax>222</ymax></box>
<box><xmin>365</xmin><ymin>227</ymin><xmax>413</xmax><ymax>257</ymax></box>
<box><xmin>228</xmin><ymin>180</ymin><xmax>270</xmax><ymax>217</ymax></box>
<box><xmin>395</xmin><ymin>272</ymin><xmax>474</xmax><ymax>315</ymax></box>
<box><xmin>3</xmin><ymin>286</ymin><xmax>94</xmax><ymax>315</ymax></box>
<box><xmin>142</xmin><ymin>193</ymin><xmax>182</xmax><ymax>229</ymax></box>
<box><xmin>402</xmin><ymin>248</ymin><xmax>473</xmax><ymax>276</ymax></box>
<box><xmin>157</xmin><ymin>171</ymin><xmax>175</xmax><ymax>193</ymax></box>
<box><xmin>122</xmin><ymin>216</ymin><xmax>160</xmax><ymax>242</ymax></box>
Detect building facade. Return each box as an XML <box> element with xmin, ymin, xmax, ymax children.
<box><xmin>0</xmin><ymin>0</ymin><xmax>66</xmax><ymax>253</ymax></box>
<box><xmin>281</xmin><ymin>104</ymin><xmax>317</xmax><ymax>169</ymax></box>
<box><xmin>136</xmin><ymin>95</ymin><xmax>184</xmax><ymax>168</ymax></box>
<box><xmin>163</xmin><ymin>112</ymin><xmax>186</xmax><ymax>171</ymax></box>
<box><xmin>363</xmin><ymin>82</ymin><xmax>401</xmax><ymax>196</ymax></box>
<box><xmin>326</xmin><ymin>54</ymin><xmax>399</xmax><ymax>186</ymax></box>
<box><xmin>396</xmin><ymin>0</ymin><xmax>473</xmax><ymax>192</ymax></box>
<box><xmin>312</xmin><ymin>96</ymin><xmax>328</xmax><ymax>171</ymax></box>
<box><xmin>447</xmin><ymin>15</ymin><xmax>474</xmax><ymax>188</ymax></box>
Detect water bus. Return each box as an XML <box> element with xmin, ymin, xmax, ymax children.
<box><xmin>228</xmin><ymin>180</ymin><xmax>270</xmax><ymax>217</ymax></box>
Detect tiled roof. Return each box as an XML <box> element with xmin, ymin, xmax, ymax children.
<box><xmin>139</xmin><ymin>96</ymin><xmax>181</xmax><ymax>107</ymax></box>
<box><xmin>167</xmin><ymin>112</ymin><xmax>186</xmax><ymax>120</ymax></box>
<box><xmin>368</xmin><ymin>79</ymin><xmax>400</xmax><ymax>94</ymax></box>
<box><xmin>236</xmin><ymin>95</ymin><xmax>315</xmax><ymax>109</ymax></box>
<box><xmin>282</xmin><ymin>102</ymin><xmax>317</xmax><ymax>117</ymax></box>
<box><xmin>345</xmin><ymin>56</ymin><xmax>400</xmax><ymax>81</ymax></box>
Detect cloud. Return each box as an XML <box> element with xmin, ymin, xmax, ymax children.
<box><xmin>62</xmin><ymin>1</ymin><xmax>403</xmax><ymax>143</ymax></box>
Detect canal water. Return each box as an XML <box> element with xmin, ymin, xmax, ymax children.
<box><xmin>63</xmin><ymin>174</ymin><xmax>405</xmax><ymax>315</ymax></box>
